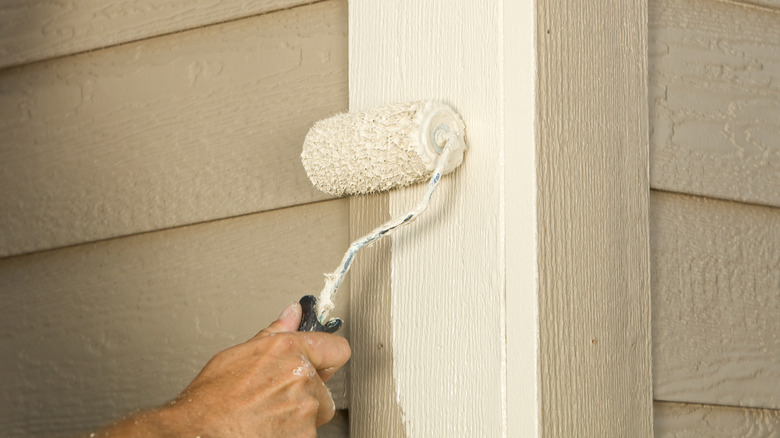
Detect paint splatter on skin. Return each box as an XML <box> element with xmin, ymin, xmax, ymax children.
<box><xmin>324</xmin><ymin>384</ymin><xmax>335</xmax><ymax>414</ymax></box>
<box><xmin>292</xmin><ymin>357</ymin><xmax>316</xmax><ymax>378</ymax></box>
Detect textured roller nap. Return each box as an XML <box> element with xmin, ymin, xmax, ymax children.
<box><xmin>299</xmin><ymin>100</ymin><xmax>467</xmax><ymax>322</ymax></box>
<box><xmin>301</xmin><ymin>101</ymin><xmax>465</xmax><ymax>196</ymax></box>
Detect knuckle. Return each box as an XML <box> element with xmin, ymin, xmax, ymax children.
<box><xmin>209</xmin><ymin>345</ymin><xmax>238</xmax><ymax>365</ymax></box>
<box><xmin>299</xmin><ymin>396</ymin><xmax>320</xmax><ymax>417</ymax></box>
<box><xmin>286</xmin><ymin>363</ymin><xmax>318</xmax><ymax>396</ymax></box>
<box><xmin>292</xmin><ymin>364</ymin><xmax>316</xmax><ymax>381</ymax></box>
<box><xmin>264</xmin><ymin>333</ymin><xmax>298</xmax><ymax>354</ymax></box>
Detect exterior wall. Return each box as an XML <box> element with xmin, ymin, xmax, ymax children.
<box><xmin>0</xmin><ymin>1</ymin><xmax>350</xmax><ymax>437</ymax></box>
<box><xmin>349</xmin><ymin>0</ymin><xmax>653</xmax><ymax>436</ymax></box>
<box><xmin>5</xmin><ymin>0</ymin><xmax>778</xmax><ymax>435</ymax></box>
<box><xmin>649</xmin><ymin>0</ymin><xmax>780</xmax><ymax>434</ymax></box>
<box><xmin>655</xmin><ymin>401</ymin><xmax>780</xmax><ymax>436</ymax></box>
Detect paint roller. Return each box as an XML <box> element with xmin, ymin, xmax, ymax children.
<box><xmin>296</xmin><ymin>101</ymin><xmax>467</xmax><ymax>332</ymax></box>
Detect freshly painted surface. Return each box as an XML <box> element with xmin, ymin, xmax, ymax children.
<box><xmin>349</xmin><ymin>0</ymin><xmax>508</xmax><ymax>436</ymax></box>
<box><xmin>649</xmin><ymin>0</ymin><xmax>780</xmax><ymax>207</ymax></box>
<box><xmin>651</xmin><ymin>191</ymin><xmax>780</xmax><ymax>409</ymax></box>
<box><xmin>349</xmin><ymin>195</ymin><xmax>406</xmax><ymax>437</ymax></box>
<box><xmin>654</xmin><ymin>401</ymin><xmax>780</xmax><ymax>437</ymax></box>
<box><xmin>504</xmin><ymin>0</ymin><xmax>541</xmax><ymax>436</ymax></box>
<box><xmin>350</xmin><ymin>0</ymin><xmax>651</xmax><ymax>436</ymax></box>
<box><xmin>0</xmin><ymin>200</ymin><xmax>350</xmax><ymax>437</ymax></box>
<box><xmin>536</xmin><ymin>1</ymin><xmax>653</xmax><ymax>435</ymax></box>
<box><xmin>0</xmin><ymin>0</ymin><xmax>347</xmax><ymax>257</ymax></box>
<box><xmin>0</xmin><ymin>0</ymin><xmax>320</xmax><ymax>69</ymax></box>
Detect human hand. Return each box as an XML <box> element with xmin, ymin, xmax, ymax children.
<box><xmin>89</xmin><ymin>302</ymin><xmax>350</xmax><ymax>438</ymax></box>
<box><xmin>167</xmin><ymin>302</ymin><xmax>351</xmax><ymax>437</ymax></box>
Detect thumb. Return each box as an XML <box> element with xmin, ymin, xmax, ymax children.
<box><xmin>261</xmin><ymin>302</ymin><xmax>302</xmax><ymax>335</ymax></box>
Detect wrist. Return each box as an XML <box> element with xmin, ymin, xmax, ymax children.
<box><xmin>97</xmin><ymin>405</ymin><xmax>194</xmax><ymax>437</ymax></box>
<box><xmin>147</xmin><ymin>401</ymin><xmax>201</xmax><ymax>437</ymax></box>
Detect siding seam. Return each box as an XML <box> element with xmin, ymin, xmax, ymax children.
<box><xmin>0</xmin><ymin>0</ymin><xmax>328</xmax><ymax>73</ymax></box>
<box><xmin>654</xmin><ymin>399</ymin><xmax>780</xmax><ymax>413</ymax></box>
<box><xmin>0</xmin><ymin>197</ymin><xmax>342</xmax><ymax>261</ymax></box>
<box><xmin>649</xmin><ymin>189</ymin><xmax>780</xmax><ymax>211</ymax></box>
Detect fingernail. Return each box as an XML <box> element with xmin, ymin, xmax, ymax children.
<box><xmin>278</xmin><ymin>302</ymin><xmax>300</xmax><ymax>320</ymax></box>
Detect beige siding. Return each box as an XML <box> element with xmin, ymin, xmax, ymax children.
<box><xmin>0</xmin><ymin>200</ymin><xmax>350</xmax><ymax>437</ymax></box>
<box><xmin>0</xmin><ymin>0</ymin><xmax>347</xmax><ymax>257</ymax></box>
<box><xmin>651</xmin><ymin>191</ymin><xmax>780</xmax><ymax>409</ymax></box>
<box><xmin>0</xmin><ymin>0</ymin><xmax>320</xmax><ymax>69</ymax></box>
<box><xmin>735</xmin><ymin>0</ymin><xmax>780</xmax><ymax>9</ymax></box>
<box><xmin>649</xmin><ymin>0</ymin><xmax>780</xmax><ymax>207</ymax></box>
<box><xmin>0</xmin><ymin>1</ymin><xmax>350</xmax><ymax>437</ymax></box>
<box><xmin>655</xmin><ymin>402</ymin><xmax>780</xmax><ymax>437</ymax></box>
<box><xmin>649</xmin><ymin>0</ymin><xmax>780</xmax><ymax>431</ymax></box>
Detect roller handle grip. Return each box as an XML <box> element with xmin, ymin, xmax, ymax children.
<box><xmin>297</xmin><ymin>295</ymin><xmax>342</xmax><ymax>333</ymax></box>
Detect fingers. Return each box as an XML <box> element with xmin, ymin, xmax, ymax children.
<box><xmin>312</xmin><ymin>376</ymin><xmax>336</xmax><ymax>426</ymax></box>
<box><xmin>249</xmin><ymin>302</ymin><xmax>350</xmax><ymax>427</ymax></box>
<box><xmin>254</xmin><ymin>303</ymin><xmax>351</xmax><ymax>375</ymax></box>
<box><xmin>297</xmin><ymin>333</ymin><xmax>351</xmax><ymax>377</ymax></box>
<box><xmin>316</xmin><ymin>366</ymin><xmax>340</xmax><ymax>383</ymax></box>
<box><xmin>284</xmin><ymin>355</ymin><xmax>336</xmax><ymax>427</ymax></box>
<box><xmin>257</xmin><ymin>302</ymin><xmax>302</xmax><ymax>336</ymax></box>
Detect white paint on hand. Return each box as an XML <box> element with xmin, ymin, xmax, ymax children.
<box><xmin>292</xmin><ymin>358</ymin><xmax>315</xmax><ymax>378</ymax></box>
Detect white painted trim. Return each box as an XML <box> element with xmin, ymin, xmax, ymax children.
<box><xmin>503</xmin><ymin>0</ymin><xmax>539</xmax><ymax>436</ymax></box>
<box><xmin>349</xmin><ymin>0</ymin><xmax>652</xmax><ymax>436</ymax></box>
<box><xmin>349</xmin><ymin>0</ymin><xmax>525</xmax><ymax>435</ymax></box>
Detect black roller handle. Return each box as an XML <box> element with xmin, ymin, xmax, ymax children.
<box><xmin>297</xmin><ymin>295</ymin><xmax>342</xmax><ymax>333</ymax></box>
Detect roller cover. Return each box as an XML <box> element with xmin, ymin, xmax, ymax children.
<box><xmin>301</xmin><ymin>100</ymin><xmax>466</xmax><ymax>196</ymax></box>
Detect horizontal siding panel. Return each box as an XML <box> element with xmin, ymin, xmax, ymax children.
<box><xmin>0</xmin><ymin>199</ymin><xmax>351</xmax><ymax>437</ymax></box>
<box><xmin>0</xmin><ymin>0</ymin><xmax>347</xmax><ymax>257</ymax></box>
<box><xmin>649</xmin><ymin>0</ymin><xmax>780</xmax><ymax>207</ymax></box>
<box><xmin>651</xmin><ymin>191</ymin><xmax>780</xmax><ymax>409</ymax></box>
<box><xmin>735</xmin><ymin>0</ymin><xmax>780</xmax><ymax>10</ymax></box>
<box><xmin>0</xmin><ymin>0</ymin><xmax>320</xmax><ymax>69</ymax></box>
<box><xmin>654</xmin><ymin>401</ymin><xmax>780</xmax><ymax>437</ymax></box>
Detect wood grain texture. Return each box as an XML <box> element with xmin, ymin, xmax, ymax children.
<box><xmin>0</xmin><ymin>0</ymin><xmax>347</xmax><ymax>257</ymax></box>
<box><xmin>654</xmin><ymin>401</ymin><xmax>780</xmax><ymax>437</ymax></box>
<box><xmin>350</xmin><ymin>1</ymin><xmax>508</xmax><ymax>436</ymax></box>
<box><xmin>0</xmin><ymin>200</ymin><xmax>351</xmax><ymax>438</ymax></box>
<box><xmin>651</xmin><ymin>191</ymin><xmax>780</xmax><ymax>409</ymax></box>
<box><xmin>351</xmin><ymin>0</ymin><xmax>651</xmax><ymax>436</ymax></box>
<box><xmin>0</xmin><ymin>0</ymin><xmax>320</xmax><ymax>69</ymax></box>
<box><xmin>536</xmin><ymin>1</ymin><xmax>653</xmax><ymax>436</ymax></box>
<box><xmin>731</xmin><ymin>0</ymin><xmax>780</xmax><ymax>10</ymax></box>
<box><xmin>504</xmin><ymin>0</ymin><xmax>542</xmax><ymax>435</ymax></box>
<box><xmin>649</xmin><ymin>0</ymin><xmax>780</xmax><ymax>207</ymax></box>
<box><xmin>348</xmin><ymin>195</ymin><xmax>405</xmax><ymax>438</ymax></box>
